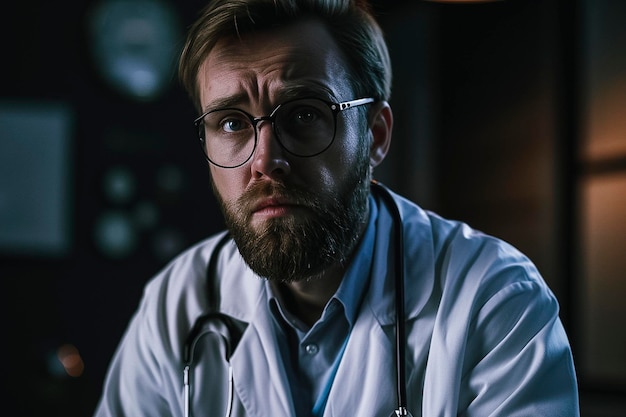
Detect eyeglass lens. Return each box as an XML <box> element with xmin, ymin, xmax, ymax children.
<box><xmin>198</xmin><ymin>98</ymin><xmax>336</xmax><ymax>168</ymax></box>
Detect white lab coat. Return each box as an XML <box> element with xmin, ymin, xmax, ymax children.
<box><xmin>94</xmin><ymin>189</ymin><xmax>579</xmax><ymax>416</ymax></box>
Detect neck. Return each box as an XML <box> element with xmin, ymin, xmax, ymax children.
<box><xmin>274</xmin><ymin>263</ymin><xmax>346</xmax><ymax>327</ymax></box>
<box><xmin>274</xmin><ymin>198</ymin><xmax>371</xmax><ymax>327</ymax></box>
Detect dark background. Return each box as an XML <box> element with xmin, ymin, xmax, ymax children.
<box><xmin>1</xmin><ymin>0</ymin><xmax>625</xmax><ymax>415</ymax></box>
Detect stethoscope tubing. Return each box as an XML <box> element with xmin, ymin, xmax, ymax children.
<box><xmin>372</xmin><ymin>181</ymin><xmax>410</xmax><ymax>416</ymax></box>
<box><xmin>183</xmin><ymin>364</ymin><xmax>233</xmax><ymax>417</ymax></box>
<box><xmin>225</xmin><ymin>366</ymin><xmax>234</xmax><ymax>417</ymax></box>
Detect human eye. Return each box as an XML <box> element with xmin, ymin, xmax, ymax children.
<box><xmin>291</xmin><ymin>105</ymin><xmax>322</xmax><ymax>125</ymax></box>
<box><xmin>296</xmin><ymin>107</ymin><xmax>320</xmax><ymax>123</ymax></box>
<box><xmin>282</xmin><ymin>100</ymin><xmax>329</xmax><ymax>129</ymax></box>
<box><xmin>201</xmin><ymin>110</ymin><xmax>249</xmax><ymax>135</ymax></box>
<box><xmin>218</xmin><ymin>113</ymin><xmax>251</xmax><ymax>134</ymax></box>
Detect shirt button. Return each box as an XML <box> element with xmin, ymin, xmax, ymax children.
<box><xmin>304</xmin><ymin>343</ymin><xmax>319</xmax><ymax>355</ymax></box>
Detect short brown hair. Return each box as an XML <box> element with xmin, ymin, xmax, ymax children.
<box><xmin>179</xmin><ymin>0</ymin><xmax>392</xmax><ymax>111</ymax></box>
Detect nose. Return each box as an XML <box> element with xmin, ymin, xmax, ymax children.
<box><xmin>250</xmin><ymin>121</ymin><xmax>291</xmax><ymax>179</ymax></box>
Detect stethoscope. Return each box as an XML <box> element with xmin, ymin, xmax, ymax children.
<box><xmin>183</xmin><ymin>180</ymin><xmax>412</xmax><ymax>417</ymax></box>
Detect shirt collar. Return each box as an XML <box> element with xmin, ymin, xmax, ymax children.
<box><xmin>332</xmin><ymin>194</ymin><xmax>377</xmax><ymax>327</ymax></box>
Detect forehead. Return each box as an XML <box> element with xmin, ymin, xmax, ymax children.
<box><xmin>197</xmin><ymin>20</ymin><xmax>353</xmax><ymax>110</ymax></box>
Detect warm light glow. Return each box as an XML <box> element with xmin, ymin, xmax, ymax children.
<box><xmin>57</xmin><ymin>344</ymin><xmax>85</xmax><ymax>377</ymax></box>
<box><xmin>581</xmin><ymin>174</ymin><xmax>626</xmax><ymax>379</ymax></box>
<box><xmin>585</xmin><ymin>73</ymin><xmax>626</xmax><ymax>161</ymax></box>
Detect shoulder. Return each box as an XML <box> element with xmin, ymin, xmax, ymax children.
<box><xmin>421</xmin><ymin>209</ymin><xmax>557</xmax><ymax>328</ymax></box>
<box><xmin>143</xmin><ymin>232</ymin><xmax>229</xmax><ymax>308</ymax></box>
<box><xmin>131</xmin><ymin>233</ymin><xmax>236</xmax><ymax>353</ymax></box>
<box><xmin>381</xmin><ymin>189</ymin><xmax>553</xmax><ymax>309</ymax></box>
<box><xmin>426</xmin><ymin>211</ymin><xmax>546</xmax><ymax>299</ymax></box>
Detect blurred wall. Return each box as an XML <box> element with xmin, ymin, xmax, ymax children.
<box><xmin>1</xmin><ymin>1</ymin><xmax>222</xmax><ymax>414</ymax></box>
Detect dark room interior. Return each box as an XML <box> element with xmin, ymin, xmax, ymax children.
<box><xmin>1</xmin><ymin>0</ymin><xmax>625</xmax><ymax>415</ymax></box>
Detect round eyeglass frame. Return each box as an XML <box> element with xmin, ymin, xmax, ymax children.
<box><xmin>193</xmin><ymin>97</ymin><xmax>375</xmax><ymax>168</ymax></box>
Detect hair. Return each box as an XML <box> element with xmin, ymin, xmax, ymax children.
<box><xmin>178</xmin><ymin>0</ymin><xmax>392</xmax><ymax>112</ymax></box>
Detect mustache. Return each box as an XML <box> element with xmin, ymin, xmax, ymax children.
<box><xmin>236</xmin><ymin>181</ymin><xmax>323</xmax><ymax>213</ymax></box>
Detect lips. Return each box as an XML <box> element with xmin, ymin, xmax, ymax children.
<box><xmin>252</xmin><ymin>196</ymin><xmax>294</xmax><ymax>213</ymax></box>
<box><xmin>241</xmin><ymin>182</ymin><xmax>313</xmax><ymax>219</ymax></box>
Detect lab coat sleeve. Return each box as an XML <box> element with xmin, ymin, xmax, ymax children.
<box><xmin>93</xmin><ymin>238</ymin><xmax>218</xmax><ymax>417</ymax></box>
<box><xmin>460</xmin><ymin>271</ymin><xmax>579</xmax><ymax>416</ymax></box>
<box><xmin>421</xmin><ymin>219</ymin><xmax>579</xmax><ymax>417</ymax></box>
<box><xmin>93</xmin><ymin>291</ymin><xmax>175</xmax><ymax>416</ymax></box>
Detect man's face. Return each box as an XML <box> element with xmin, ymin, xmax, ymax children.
<box><xmin>197</xmin><ymin>20</ymin><xmax>372</xmax><ymax>282</ymax></box>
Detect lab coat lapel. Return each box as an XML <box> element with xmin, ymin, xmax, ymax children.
<box><xmin>212</xmin><ymin>244</ymin><xmax>295</xmax><ymax>417</ymax></box>
<box><xmin>323</xmin><ymin>190</ymin><xmax>437</xmax><ymax>416</ymax></box>
<box><xmin>368</xmin><ymin>189</ymin><xmax>435</xmax><ymax>325</ymax></box>
<box><xmin>230</xmin><ymin>296</ymin><xmax>296</xmax><ymax>417</ymax></box>
<box><xmin>322</xmin><ymin>307</ymin><xmax>397</xmax><ymax>417</ymax></box>
<box><xmin>320</xmin><ymin>193</ymin><xmax>400</xmax><ymax>417</ymax></box>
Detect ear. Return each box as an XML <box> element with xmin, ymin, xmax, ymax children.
<box><xmin>368</xmin><ymin>101</ymin><xmax>393</xmax><ymax>168</ymax></box>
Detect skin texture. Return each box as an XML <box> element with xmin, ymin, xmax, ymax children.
<box><xmin>197</xmin><ymin>19</ymin><xmax>393</xmax><ymax>325</ymax></box>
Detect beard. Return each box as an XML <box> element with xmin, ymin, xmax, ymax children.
<box><xmin>213</xmin><ymin>155</ymin><xmax>371</xmax><ymax>283</ymax></box>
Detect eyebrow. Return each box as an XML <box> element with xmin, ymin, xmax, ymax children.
<box><xmin>201</xmin><ymin>92</ymin><xmax>250</xmax><ymax>114</ymax></box>
<box><xmin>277</xmin><ymin>82</ymin><xmax>338</xmax><ymax>102</ymax></box>
<box><xmin>201</xmin><ymin>82</ymin><xmax>340</xmax><ymax>115</ymax></box>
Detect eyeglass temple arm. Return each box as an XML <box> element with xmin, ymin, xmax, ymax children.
<box><xmin>337</xmin><ymin>97</ymin><xmax>375</xmax><ymax>111</ymax></box>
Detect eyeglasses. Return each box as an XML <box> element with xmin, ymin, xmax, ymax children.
<box><xmin>194</xmin><ymin>97</ymin><xmax>375</xmax><ymax>168</ymax></box>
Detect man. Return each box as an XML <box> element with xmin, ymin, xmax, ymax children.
<box><xmin>94</xmin><ymin>1</ymin><xmax>579</xmax><ymax>416</ymax></box>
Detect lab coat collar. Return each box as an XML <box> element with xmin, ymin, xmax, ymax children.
<box><xmin>366</xmin><ymin>188</ymin><xmax>436</xmax><ymax>326</ymax></box>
